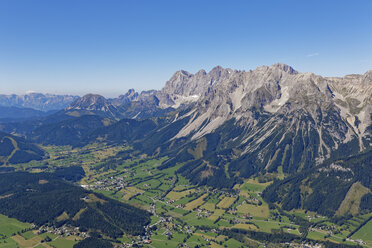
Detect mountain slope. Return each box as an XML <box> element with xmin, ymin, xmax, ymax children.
<box><xmin>129</xmin><ymin>64</ymin><xmax>371</xmax><ymax>189</ymax></box>
<box><xmin>0</xmin><ymin>131</ymin><xmax>44</xmax><ymax>164</ymax></box>
<box><xmin>0</xmin><ymin>106</ymin><xmax>53</xmax><ymax>121</ymax></box>
<box><xmin>262</xmin><ymin>149</ymin><xmax>372</xmax><ymax>217</ymax></box>
<box><xmin>30</xmin><ymin>115</ymin><xmax>115</xmax><ymax>146</ymax></box>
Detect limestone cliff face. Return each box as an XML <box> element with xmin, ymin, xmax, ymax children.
<box><xmin>63</xmin><ymin>64</ymin><xmax>371</xmax><ymax>171</ymax></box>
<box><xmin>155</xmin><ymin>64</ymin><xmax>371</xmax><ymax>174</ymax></box>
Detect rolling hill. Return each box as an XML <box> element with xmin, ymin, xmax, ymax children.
<box><xmin>0</xmin><ymin>131</ymin><xmax>44</xmax><ymax>165</ymax></box>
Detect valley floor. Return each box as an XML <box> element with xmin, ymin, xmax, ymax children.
<box><xmin>1</xmin><ymin>144</ymin><xmax>371</xmax><ymax>248</ymax></box>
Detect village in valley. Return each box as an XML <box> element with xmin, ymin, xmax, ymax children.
<box><xmin>0</xmin><ymin>144</ymin><xmax>370</xmax><ymax>248</ymax></box>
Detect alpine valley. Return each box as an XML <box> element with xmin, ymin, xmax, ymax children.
<box><xmin>0</xmin><ymin>64</ymin><xmax>371</xmax><ymax>248</ymax></box>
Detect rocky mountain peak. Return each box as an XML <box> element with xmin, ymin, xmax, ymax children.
<box><xmin>126</xmin><ymin>88</ymin><xmax>136</xmax><ymax>96</ymax></box>
<box><xmin>67</xmin><ymin>94</ymin><xmax>110</xmax><ymax>111</ymax></box>
<box><xmin>363</xmin><ymin>70</ymin><xmax>372</xmax><ymax>83</ymax></box>
<box><xmin>123</xmin><ymin>89</ymin><xmax>139</xmax><ymax>100</ymax></box>
<box><xmin>271</xmin><ymin>63</ymin><xmax>298</xmax><ymax>74</ymax></box>
<box><xmin>111</xmin><ymin>89</ymin><xmax>139</xmax><ymax>106</ymax></box>
<box><xmin>195</xmin><ymin>69</ymin><xmax>207</xmax><ymax>76</ymax></box>
<box><xmin>209</xmin><ymin>65</ymin><xmax>224</xmax><ymax>74</ymax></box>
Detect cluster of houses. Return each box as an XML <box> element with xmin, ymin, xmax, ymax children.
<box><xmin>81</xmin><ymin>175</ymin><xmax>128</xmax><ymax>191</ymax></box>
<box><xmin>346</xmin><ymin>238</ymin><xmax>366</xmax><ymax>245</ymax></box>
<box><xmin>37</xmin><ymin>224</ymin><xmax>88</xmax><ymax>239</ymax></box>
<box><xmin>284</xmin><ymin>243</ymin><xmax>322</xmax><ymax>248</ymax></box>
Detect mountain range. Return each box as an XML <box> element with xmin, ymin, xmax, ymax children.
<box><xmin>0</xmin><ymin>93</ymin><xmax>79</xmax><ymax>111</ymax></box>
<box><xmin>1</xmin><ymin>63</ymin><xmax>371</xmax><ymax>217</ymax></box>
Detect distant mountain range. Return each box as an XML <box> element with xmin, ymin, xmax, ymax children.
<box><xmin>1</xmin><ymin>63</ymin><xmax>371</xmax><ymax>217</ymax></box>
<box><xmin>0</xmin><ymin>93</ymin><xmax>79</xmax><ymax>111</ymax></box>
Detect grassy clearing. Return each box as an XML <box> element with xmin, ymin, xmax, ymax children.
<box><xmin>224</xmin><ymin>238</ymin><xmax>244</xmax><ymax>248</ymax></box>
<box><xmin>122</xmin><ymin>186</ymin><xmax>144</xmax><ymax>200</ymax></box>
<box><xmin>193</xmin><ymin>232</ymin><xmax>215</xmax><ymax>241</ymax></box>
<box><xmin>307</xmin><ymin>231</ymin><xmax>327</xmax><ymax>241</ymax></box>
<box><xmin>201</xmin><ymin>202</ymin><xmax>215</xmax><ymax>211</ymax></box>
<box><xmin>49</xmin><ymin>237</ymin><xmax>77</xmax><ymax>248</ymax></box>
<box><xmin>12</xmin><ymin>235</ymin><xmax>42</xmax><ymax>247</ymax></box>
<box><xmin>72</xmin><ymin>207</ymin><xmax>87</xmax><ymax>221</ymax></box>
<box><xmin>210</xmin><ymin>241</ymin><xmax>223</xmax><ymax>248</ymax></box>
<box><xmin>137</xmin><ymin>179</ymin><xmax>161</xmax><ymax>190</ymax></box>
<box><xmin>231</xmin><ymin>223</ymin><xmax>259</xmax><ymax>231</ymax></box>
<box><xmin>181</xmin><ymin>212</ymin><xmax>216</xmax><ymax>227</ymax></box>
<box><xmin>166</xmin><ymin>189</ymin><xmax>195</xmax><ymax>201</ymax></box>
<box><xmin>336</xmin><ymin>182</ymin><xmax>370</xmax><ymax>216</ymax></box>
<box><xmin>237</xmin><ymin>203</ymin><xmax>269</xmax><ymax>218</ymax></box>
<box><xmin>352</xmin><ymin>219</ymin><xmax>372</xmax><ymax>245</ymax></box>
<box><xmin>20</xmin><ymin>230</ymin><xmax>36</xmax><ymax>240</ymax></box>
<box><xmin>253</xmin><ymin>220</ymin><xmax>283</xmax><ymax>233</ymax></box>
<box><xmin>208</xmin><ymin>209</ymin><xmax>225</xmax><ymax>221</ymax></box>
<box><xmin>216</xmin><ymin>196</ymin><xmax>236</xmax><ymax>209</ymax></box>
<box><xmin>184</xmin><ymin>193</ymin><xmax>208</xmax><ymax>210</ymax></box>
<box><xmin>185</xmin><ymin>235</ymin><xmax>209</xmax><ymax>247</ymax></box>
<box><xmin>240</xmin><ymin>179</ymin><xmax>270</xmax><ymax>192</ymax></box>
<box><xmin>85</xmin><ymin>193</ymin><xmax>106</xmax><ymax>204</ymax></box>
<box><xmin>56</xmin><ymin>211</ymin><xmax>69</xmax><ymax>222</ymax></box>
<box><xmin>0</xmin><ymin>214</ymin><xmax>30</xmax><ymax>237</ymax></box>
<box><xmin>215</xmin><ymin>235</ymin><xmax>228</xmax><ymax>242</ymax></box>
<box><xmin>277</xmin><ymin>165</ymin><xmax>284</xmax><ymax>178</ymax></box>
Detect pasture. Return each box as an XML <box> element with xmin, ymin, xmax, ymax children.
<box><xmin>166</xmin><ymin>189</ymin><xmax>195</xmax><ymax>201</ymax></box>
<box><xmin>208</xmin><ymin>209</ymin><xmax>225</xmax><ymax>221</ymax></box>
<box><xmin>237</xmin><ymin>203</ymin><xmax>269</xmax><ymax>218</ymax></box>
<box><xmin>352</xmin><ymin>219</ymin><xmax>372</xmax><ymax>245</ymax></box>
<box><xmin>216</xmin><ymin>196</ymin><xmax>237</xmax><ymax>209</ymax></box>
<box><xmin>184</xmin><ymin>193</ymin><xmax>208</xmax><ymax>210</ymax></box>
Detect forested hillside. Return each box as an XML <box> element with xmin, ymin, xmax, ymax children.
<box><xmin>0</xmin><ymin>131</ymin><xmax>44</xmax><ymax>164</ymax></box>
<box><xmin>263</xmin><ymin>149</ymin><xmax>372</xmax><ymax>217</ymax></box>
<box><xmin>0</xmin><ymin>172</ymin><xmax>151</xmax><ymax>238</ymax></box>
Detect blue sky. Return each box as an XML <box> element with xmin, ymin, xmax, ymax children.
<box><xmin>0</xmin><ymin>0</ymin><xmax>371</xmax><ymax>97</ymax></box>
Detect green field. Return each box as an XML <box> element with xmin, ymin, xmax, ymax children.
<box><xmin>217</xmin><ymin>196</ymin><xmax>236</xmax><ymax>209</ymax></box>
<box><xmin>49</xmin><ymin>237</ymin><xmax>78</xmax><ymax>248</ymax></box>
<box><xmin>0</xmin><ymin>214</ymin><xmax>30</xmax><ymax>237</ymax></box>
<box><xmin>2</xmin><ymin>143</ymin><xmax>369</xmax><ymax>248</ymax></box>
<box><xmin>237</xmin><ymin>202</ymin><xmax>269</xmax><ymax>218</ymax></box>
<box><xmin>184</xmin><ymin>193</ymin><xmax>208</xmax><ymax>210</ymax></box>
<box><xmin>352</xmin><ymin>219</ymin><xmax>372</xmax><ymax>245</ymax></box>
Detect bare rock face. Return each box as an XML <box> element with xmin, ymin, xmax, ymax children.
<box><xmin>156</xmin><ymin>66</ymin><xmax>235</xmax><ymax>108</ymax></box>
<box><xmin>111</xmin><ymin>89</ymin><xmax>139</xmax><ymax>106</ymax></box>
<box><xmin>160</xmin><ymin>63</ymin><xmax>371</xmax><ymax>176</ymax></box>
